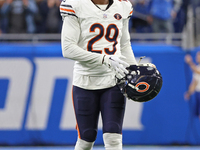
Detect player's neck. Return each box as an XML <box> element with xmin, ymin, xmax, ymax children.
<box><xmin>91</xmin><ymin>0</ymin><xmax>109</xmax><ymax>4</ymax></box>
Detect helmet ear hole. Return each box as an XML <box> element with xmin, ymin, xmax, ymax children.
<box><xmin>116</xmin><ymin>64</ymin><xmax>163</xmax><ymax>102</ymax></box>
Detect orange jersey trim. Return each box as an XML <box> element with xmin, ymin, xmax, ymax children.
<box><xmin>60</xmin><ymin>8</ymin><xmax>75</xmax><ymax>14</ymax></box>
<box><xmin>129</xmin><ymin>10</ymin><xmax>133</xmax><ymax>15</ymax></box>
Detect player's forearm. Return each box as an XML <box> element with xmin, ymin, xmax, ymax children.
<box><xmin>187</xmin><ymin>81</ymin><xmax>197</xmax><ymax>95</ymax></box>
<box><xmin>120</xmin><ymin>19</ymin><xmax>137</xmax><ymax>65</ymax></box>
<box><xmin>188</xmin><ymin>62</ymin><xmax>200</xmax><ymax>74</ymax></box>
<box><xmin>61</xmin><ymin>41</ymin><xmax>104</xmax><ymax>65</ymax></box>
<box><xmin>121</xmin><ymin>44</ymin><xmax>137</xmax><ymax>65</ymax></box>
<box><xmin>187</xmin><ymin>87</ymin><xmax>195</xmax><ymax>96</ymax></box>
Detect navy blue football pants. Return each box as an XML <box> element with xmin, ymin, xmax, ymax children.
<box><xmin>195</xmin><ymin>92</ymin><xmax>200</xmax><ymax>116</ymax></box>
<box><xmin>72</xmin><ymin>85</ymin><xmax>126</xmax><ymax>142</ymax></box>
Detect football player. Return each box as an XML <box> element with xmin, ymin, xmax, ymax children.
<box><xmin>60</xmin><ymin>0</ymin><xmax>137</xmax><ymax>149</ymax></box>
<box><xmin>184</xmin><ymin>51</ymin><xmax>200</xmax><ymax>119</ymax></box>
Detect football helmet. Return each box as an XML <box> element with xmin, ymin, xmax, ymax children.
<box><xmin>116</xmin><ymin>63</ymin><xmax>163</xmax><ymax>102</ymax></box>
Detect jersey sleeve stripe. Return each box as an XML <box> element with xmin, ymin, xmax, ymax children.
<box><xmin>60</xmin><ymin>8</ymin><xmax>75</xmax><ymax>13</ymax></box>
<box><xmin>60</xmin><ymin>4</ymin><xmax>73</xmax><ymax>8</ymax></box>
<box><xmin>60</xmin><ymin>2</ymin><xmax>78</xmax><ymax>18</ymax></box>
<box><xmin>127</xmin><ymin>10</ymin><xmax>133</xmax><ymax>18</ymax></box>
<box><xmin>60</xmin><ymin>12</ymin><xmax>78</xmax><ymax>18</ymax></box>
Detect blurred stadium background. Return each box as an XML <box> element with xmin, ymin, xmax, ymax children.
<box><xmin>0</xmin><ymin>0</ymin><xmax>200</xmax><ymax>149</ymax></box>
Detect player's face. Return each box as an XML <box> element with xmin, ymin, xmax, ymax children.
<box><xmin>196</xmin><ymin>52</ymin><xmax>200</xmax><ymax>64</ymax></box>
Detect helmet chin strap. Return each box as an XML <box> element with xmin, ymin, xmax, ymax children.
<box><xmin>138</xmin><ymin>56</ymin><xmax>146</xmax><ymax>64</ymax></box>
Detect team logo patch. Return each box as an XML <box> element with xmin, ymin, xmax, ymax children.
<box><xmin>114</xmin><ymin>13</ymin><xmax>122</xmax><ymax>20</ymax></box>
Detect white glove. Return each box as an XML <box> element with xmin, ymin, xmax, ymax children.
<box><xmin>102</xmin><ymin>55</ymin><xmax>130</xmax><ymax>78</ymax></box>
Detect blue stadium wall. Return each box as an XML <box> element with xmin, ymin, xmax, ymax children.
<box><xmin>0</xmin><ymin>43</ymin><xmax>200</xmax><ymax>146</ymax></box>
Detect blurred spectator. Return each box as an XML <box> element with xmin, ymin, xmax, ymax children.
<box><xmin>1</xmin><ymin>0</ymin><xmax>38</xmax><ymax>33</ymax></box>
<box><xmin>34</xmin><ymin>0</ymin><xmax>48</xmax><ymax>33</ymax></box>
<box><xmin>0</xmin><ymin>0</ymin><xmax>4</xmax><ymax>34</ymax></box>
<box><xmin>173</xmin><ymin>0</ymin><xmax>189</xmax><ymax>33</ymax></box>
<box><xmin>35</xmin><ymin>0</ymin><xmax>62</xmax><ymax>33</ymax></box>
<box><xmin>46</xmin><ymin>0</ymin><xmax>62</xmax><ymax>33</ymax></box>
<box><xmin>130</xmin><ymin>0</ymin><xmax>152</xmax><ymax>33</ymax></box>
<box><xmin>191</xmin><ymin>0</ymin><xmax>200</xmax><ymax>39</ymax></box>
<box><xmin>148</xmin><ymin>0</ymin><xmax>182</xmax><ymax>33</ymax></box>
<box><xmin>192</xmin><ymin>0</ymin><xmax>200</xmax><ymax>13</ymax></box>
<box><xmin>184</xmin><ymin>51</ymin><xmax>200</xmax><ymax>119</ymax></box>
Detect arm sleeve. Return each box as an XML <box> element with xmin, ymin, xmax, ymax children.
<box><xmin>61</xmin><ymin>16</ymin><xmax>104</xmax><ymax>65</ymax></box>
<box><xmin>120</xmin><ymin>18</ymin><xmax>138</xmax><ymax>65</ymax></box>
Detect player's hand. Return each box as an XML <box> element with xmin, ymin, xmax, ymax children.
<box><xmin>103</xmin><ymin>55</ymin><xmax>130</xmax><ymax>78</ymax></box>
<box><xmin>184</xmin><ymin>92</ymin><xmax>191</xmax><ymax>101</ymax></box>
<box><xmin>185</xmin><ymin>54</ymin><xmax>193</xmax><ymax>64</ymax></box>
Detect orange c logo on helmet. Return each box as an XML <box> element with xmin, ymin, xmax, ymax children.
<box><xmin>136</xmin><ymin>82</ymin><xmax>150</xmax><ymax>93</ymax></box>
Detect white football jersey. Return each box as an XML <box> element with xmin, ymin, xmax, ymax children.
<box><xmin>193</xmin><ymin>65</ymin><xmax>200</xmax><ymax>92</ymax></box>
<box><xmin>60</xmin><ymin>0</ymin><xmax>136</xmax><ymax>89</ymax></box>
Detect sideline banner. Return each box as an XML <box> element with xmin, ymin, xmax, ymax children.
<box><xmin>0</xmin><ymin>43</ymin><xmax>200</xmax><ymax>146</ymax></box>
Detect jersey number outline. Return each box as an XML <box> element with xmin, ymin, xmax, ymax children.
<box><xmin>87</xmin><ymin>23</ymin><xmax>119</xmax><ymax>55</ymax></box>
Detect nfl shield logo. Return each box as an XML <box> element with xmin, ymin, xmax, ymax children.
<box><xmin>103</xmin><ymin>14</ymin><xmax>107</xmax><ymax>19</ymax></box>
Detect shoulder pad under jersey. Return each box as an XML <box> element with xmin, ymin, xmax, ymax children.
<box><xmin>119</xmin><ymin>0</ymin><xmax>133</xmax><ymax>18</ymax></box>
